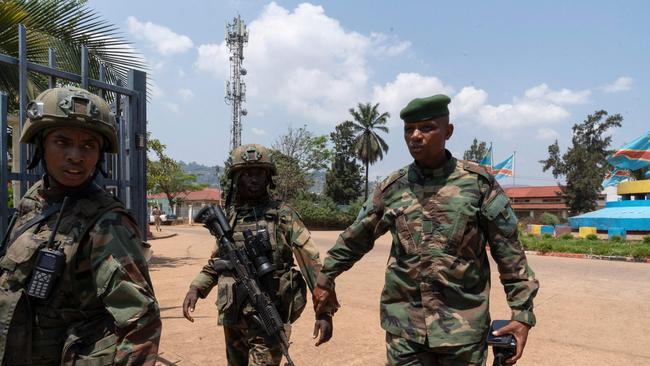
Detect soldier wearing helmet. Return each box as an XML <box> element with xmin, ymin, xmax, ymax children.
<box><xmin>0</xmin><ymin>87</ymin><xmax>161</xmax><ymax>365</ymax></box>
<box><xmin>183</xmin><ymin>144</ymin><xmax>335</xmax><ymax>366</ymax></box>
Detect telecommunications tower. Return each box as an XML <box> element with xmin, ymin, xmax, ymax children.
<box><xmin>224</xmin><ymin>15</ymin><xmax>248</xmax><ymax>150</ymax></box>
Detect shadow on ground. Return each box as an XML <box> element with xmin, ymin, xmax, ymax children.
<box><xmin>149</xmin><ymin>255</ymin><xmax>196</xmax><ymax>269</ymax></box>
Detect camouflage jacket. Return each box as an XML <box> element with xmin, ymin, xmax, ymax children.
<box><xmin>0</xmin><ymin>179</ymin><xmax>161</xmax><ymax>365</ymax></box>
<box><xmin>191</xmin><ymin>198</ymin><xmax>324</xmax><ymax>325</ymax></box>
<box><xmin>317</xmin><ymin>155</ymin><xmax>539</xmax><ymax>347</ymax></box>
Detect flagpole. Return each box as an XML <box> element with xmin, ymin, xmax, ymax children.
<box><xmin>490</xmin><ymin>142</ymin><xmax>494</xmax><ymax>172</ymax></box>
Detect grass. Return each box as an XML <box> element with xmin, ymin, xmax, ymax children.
<box><xmin>520</xmin><ymin>236</ymin><xmax>650</xmax><ymax>259</ymax></box>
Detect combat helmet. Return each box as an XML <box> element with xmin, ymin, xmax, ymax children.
<box><xmin>20</xmin><ymin>87</ymin><xmax>118</xmax><ymax>153</ymax></box>
<box><xmin>226</xmin><ymin>144</ymin><xmax>277</xmax><ymax>179</ymax></box>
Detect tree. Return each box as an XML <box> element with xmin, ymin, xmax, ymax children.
<box><xmin>325</xmin><ymin>121</ymin><xmax>363</xmax><ymax>204</ymax></box>
<box><xmin>348</xmin><ymin>102</ymin><xmax>390</xmax><ymax>200</ymax></box>
<box><xmin>272</xmin><ymin>125</ymin><xmax>331</xmax><ymax>172</ymax></box>
<box><xmin>147</xmin><ymin>137</ymin><xmax>205</xmax><ymax>210</ymax></box>
<box><xmin>540</xmin><ymin>110</ymin><xmax>623</xmax><ymax>215</ymax></box>
<box><xmin>271</xmin><ymin>150</ymin><xmax>309</xmax><ymax>202</ymax></box>
<box><xmin>463</xmin><ymin>138</ymin><xmax>489</xmax><ymax>163</ymax></box>
<box><xmin>0</xmin><ymin>0</ymin><xmax>147</xmax><ymax>107</ymax></box>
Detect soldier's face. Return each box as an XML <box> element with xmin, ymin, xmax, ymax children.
<box><xmin>404</xmin><ymin>117</ymin><xmax>454</xmax><ymax>168</ymax></box>
<box><xmin>43</xmin><ymin>127</ymin><xmax>101</xmax><ymax>188</ymax></box>
<box><xmin>238</xmin><ymin>167</ymin><xmax>269</xmax><ymax>200</ymax></box>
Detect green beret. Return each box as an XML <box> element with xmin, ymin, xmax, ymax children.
<box><xmin>399</xmin><ymin>94</ymin><xmax>451</xmax><ymax>123</ymax></box>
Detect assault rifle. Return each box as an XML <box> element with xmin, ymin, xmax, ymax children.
<box><xmin>194</xmin><ymin>204</ymin><xmax>295</xmax><ymax>366</ymax></box>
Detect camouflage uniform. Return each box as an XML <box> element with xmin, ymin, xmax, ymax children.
<box><xmin>0</xmin><ymin>87</ymin><xmax>161</xmax><ymax>365</ymax></box>
<box><xmin>190</xmin><ymin>144</ymin><xmax>323</xmax><ymax>366</ymax></box>
<box><xmin>317</xmin><ymin>153</ymin><xmax>539</xmax><ymax>365</ymax></box>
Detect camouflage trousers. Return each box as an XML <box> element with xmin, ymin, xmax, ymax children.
<box><xmin>223</xmin><ymin>324</ymin><xmax>291</xmax><ymax>366</ymax></box>
<box><xmin>385</xmin><ymin>332</ymin><xmax>487</xmax><ymax>366</ymax></box>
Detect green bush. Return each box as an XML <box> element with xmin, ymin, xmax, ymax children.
<box><xmin>586</xmin><ymin>233</ymin><xmax>598</xmax><ymax>241</ymax></box>
<box><xmin>526</xmin><ymin>233</ymin><xmax>535</xmax><ymax>238</ymax></box>
<box><xmin>290</xmin><ymin>193</ymin><xmax>356</xmax><ymax>230</ymax></box>
<box><xmin>610</xmin><ymin>235</ymin><xmax>623</xmax><ymax>243</ymax></box>
<box><xmin>643</xmin><ymin>235</ymin><xmax>650</xmax><ymax>244</ymax></box>
<box><xmin>542</xmin><ymin>233</ymin><xmax>553</xmax><ymax>239</ymax></box>
<box><xmin>631</xmin><ymin>245</ymin><xmax>650</xmax><ymax>259</ymax></box>
<box><xmin>537</xmin><ymin>241</ymin><xmax>553</xmax><ymax>253</ymax></box>
<box><xmin>560</xmin><ymin>233</ymin><xmax>573</xmax><ymax>240</ymax></box>
<box><xmin>540</xmin><ymin>212</ymin><xmax>560</xmax><ymax>226</ymax></box>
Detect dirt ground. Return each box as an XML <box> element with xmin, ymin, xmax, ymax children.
<box><xmin>148</xmin><ymin>225</ymin><xmax>650</xmax><ymax>366</ymax></box>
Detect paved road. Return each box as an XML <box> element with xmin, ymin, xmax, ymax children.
<box><xmin>149</xmin><ymin>225</ymin><xmax>650</xmax><ymax>366</ymax></box>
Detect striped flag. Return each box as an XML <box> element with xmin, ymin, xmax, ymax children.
<box><xmin>493</xmin><ymin>154</ymin><xmax>514</xmax><ymax>180</ymax></box>
<box><xmin>479</xmin><ymin>144</ymin><xmax>492</xmax><ymax>172</ymax></box>
<box><xmin>606</xmin><ymin>131</ymin><xmax>650</xmax><ymax>171</ymax></box>
<box><xmin>602</xmin><ymin>169</ymin><xmax>632</xmax><ymax>188</ymax></box>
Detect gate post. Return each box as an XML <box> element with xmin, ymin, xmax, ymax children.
<box><xmin>1</xmin><ymin>94</ymin><xmax>8</xmax><ymax>234</ymax></box>
<box><xmin>127</xmin><ymin>70</ymin><xmax>148</xmax><ymax>238</ymax></box>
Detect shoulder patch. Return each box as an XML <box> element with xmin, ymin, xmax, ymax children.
<box><xmin>380</xmin><ymin>167</ymin><xmax>408</xmax><ymax>192</ymax></box>
<box><xmin>462</xmin><ymin>160</ymin><xmax>492</xmax><ymax>183</ymax></box>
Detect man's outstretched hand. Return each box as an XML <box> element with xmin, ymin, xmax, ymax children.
<box><xmin>312</xmin><ymin>285</ymin><xmax>339</xmax><ymax>315</ymax></box>
<box><xmin>312</xmin><ymin>314</ymin><xmax>333</xmax><ymax>346</ymax></box>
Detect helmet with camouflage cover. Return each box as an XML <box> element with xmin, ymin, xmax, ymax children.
<box><xmin>226</xmin><ymin>144</ymin><xmax>277</xmax><ymax>179</ymax></box>
<box><xmin>19</xmin><ymin>87</ymin><xmax>118</xmax><ymax>153</ymax></box>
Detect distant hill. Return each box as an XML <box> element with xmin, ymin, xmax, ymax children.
<box><xmin>179</xmin><ymin>161</ymin><xmax>330</xmax><ymax>194</ymax></box>
<box><xmin>179</xmin><ymin>161</ymin><xmax>223</xmax><ymax>188</ymax></box>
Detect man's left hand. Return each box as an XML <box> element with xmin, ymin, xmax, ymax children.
<box><xmin>492</xmin><ymin>320</ymin><xmax>531</xmax><ymax>364</ymax></box>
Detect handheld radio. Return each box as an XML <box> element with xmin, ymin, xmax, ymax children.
<box><xmin>27</xmin><ymin>197</ymin><xmax>69</xmax><ymax>300</ymax></box>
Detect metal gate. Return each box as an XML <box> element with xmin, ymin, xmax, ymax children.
<box><xmin>0</xmin><ymin>25</ymin><xmax>148</xmax><ymax>238</ymax></box>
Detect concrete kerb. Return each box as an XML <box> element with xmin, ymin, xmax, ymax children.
<box><xmin>524</xmin><ymin>250</ymin><xmax>650</xmax><ymax>264</ymax></box>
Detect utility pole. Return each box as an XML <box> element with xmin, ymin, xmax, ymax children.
<box><xmin>224</xmin><ymin>15</ymin><xmax>248</xmax><ymax>151</ymax></box>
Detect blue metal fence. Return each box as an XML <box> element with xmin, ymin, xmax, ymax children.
<box><xmin>0</xmin><ymin>24</ymin><xmax>148</xmax><ymax>238</ymax></box>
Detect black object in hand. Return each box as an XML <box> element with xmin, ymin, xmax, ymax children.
<box><xmin>487</xmin><ymin>320</ymin><xmax>516</xmax><ymax>366</ymax></box>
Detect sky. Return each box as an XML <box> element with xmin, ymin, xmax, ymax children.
<box><xmin>90</xmin><ymin>0</ymin><xmax>649</xmax><ymax>186</ymax></box>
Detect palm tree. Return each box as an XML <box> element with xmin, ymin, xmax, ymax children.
<box><xmin>348</xmin><ymin>102</ymin><xmax>390</xmax><ymax>200</ymax></box>
<box><xmin>0</xmin><ymin>0</ymin><xmax>147</xmax><ymax>106</ymax></box>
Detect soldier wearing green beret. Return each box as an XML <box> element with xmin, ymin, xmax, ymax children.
<box><xmin>182</xmin><ymin>144</ymin><xmax>333</xmax><ymax>366</ymax></box>
<box><xmin>0</xmin><ymin>87</ymin><xmax>161</xmax><ymax>365</ymax></box>
<box><xmin>313</xmin><ymin>94</ymin><xmax>539</xmax><ymax>365</ymax></box>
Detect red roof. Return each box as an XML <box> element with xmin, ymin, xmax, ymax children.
<box><xmin>504</xmin><ymin>186</ymin><xmax>563</xmax><ymax>199</ymax></box>
<box><xmin>148</xmin><ymin>187</ymin><xmax>221</xmax><ymax>201</ymax></box>
<box><xmin>511</xmin><ymin>203</ymin><xmax>567</xmax><ymax>210</ymax></box>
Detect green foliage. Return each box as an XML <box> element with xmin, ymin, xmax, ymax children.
<box><xmin>610</xmin><ymin>235</ymin><xmax>623</xmax><ymax>243</ymax></box>
<box><xmin>272</xmin><ymin>125</ymin><xmax>332</xmax><ymax>172</ymax></box>
<box><xmin>290</xmin><ymin>193</ymin><xmax>356</xmax><ymax>229</ymax></box>
<box><xmin>537</xmin><ymin>241</ymin><xmax>553</xmax><ymax>254</ymax></box>
<box><xmin>463</xmin><ymin>138</ymin><xmax>489</xmax><ymax>163</ymax></box>
<box><xmin>540</xmin><ymin>212</ymin><xmax>560</xmax><ymax>225</ymax></box>
<box><xmin>520</xmin><ymin>236</ymin><xmax>650</xmax><ymax>257</ymax></box>
<box><xmin>271</xmin><ymin>150</ymin><xmax>309</xmax><ymax>202</ymax></box>
<box><xmin>6</xmin><ymin>184</ymin><xmax>13</xmax><ymax>208</ymax></box>
<box><xmin>542</xmin><ymin>233</ymin><xmax>553</xmax><ymax>239</ymax></box>
<box><xmin>147</xmin><ymin>137</ymin><xmax>205</xmax><ymax>208</ymax></box>
<box><xmin>560</xmin><ymin>233</ymin><xmax>573</xmax><ymax>240</ymax></box>
<box><xmin>643</xmin><ymin>235</ymin><xmax>650</xmax><ymax>244</ymax></box>
<box><xmin>0</xmin><ymin>0</ymin><xmax>148</xmax><ymax>110</ymax></box>
<box><xmin>325</xmin><ymin>121</ymin><xmax>363</xmax><ymax>204</ymax></box>
<box><xmin>631</xmin><ymin>246</ymin><xmax>650</xmax><ymax>259</ymax></box>
<box><xmin>586</xmin><ymin>233</ymin><xmax>598</xmax><ymax>241</ymax></box>
<box><xmin>347</xmin><ymin>102</ymin><xmax>390</xmax><ymax>200</ymax></box>
<box><xmin>540</xmin><ymin>110</ymin><xmax>623</xmax><ymax>215</ymax></box>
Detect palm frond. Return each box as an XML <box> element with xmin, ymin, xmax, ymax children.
<box><xmin>0</xmin><ymin>0</ymin><xmax>148</xmax><ymax>104</ymax></box>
